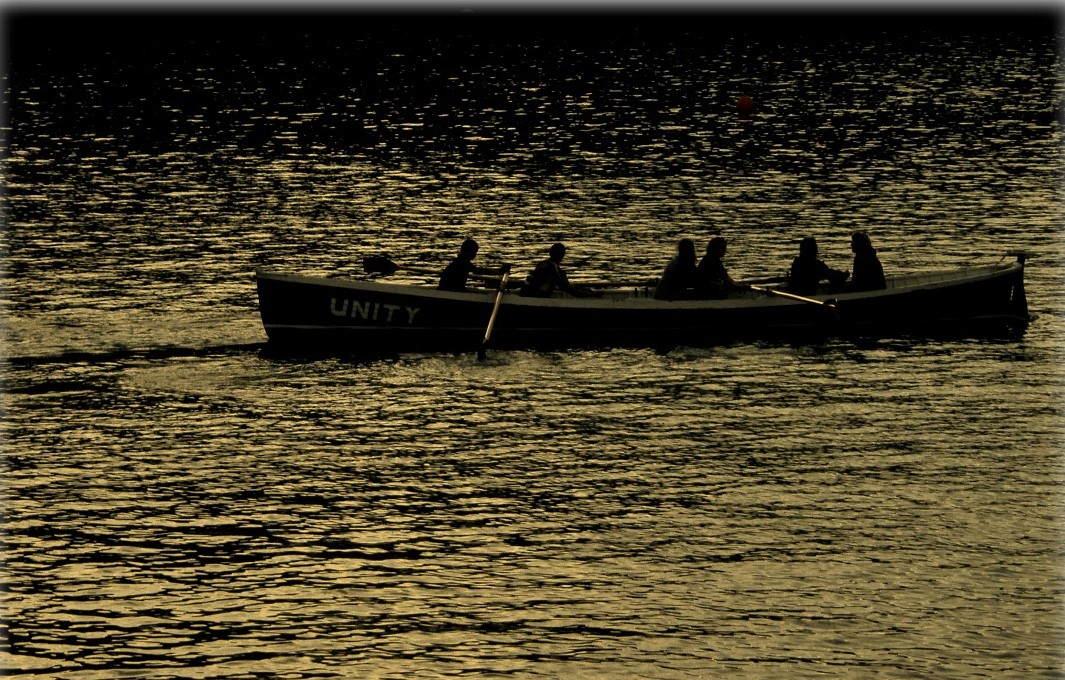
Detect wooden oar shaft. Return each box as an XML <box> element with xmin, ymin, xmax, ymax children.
<box><xmin>478</xmin><ymin>270</ymin><xmax>510</xmax><ymax>360</ymax></box>
<box><xmin>482</xmin><ymin>273</ymin><xmax>509</xmax><ymax>344</ymax></box>
<box><xmin>749</xmin><ymin>284</ymin><xmax>835</xmax><ymax>308</ymax></box>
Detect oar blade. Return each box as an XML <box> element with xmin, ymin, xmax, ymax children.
<box><xmin>363</xmin><ymin>255</ymin><xmax>399</xmax><ymax>275</ymax></box>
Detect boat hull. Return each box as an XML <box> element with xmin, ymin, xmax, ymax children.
<box><xmin>255</xmin><ymin>260</ymin><xmax>1029</xmax><ymax>354</ymax></box>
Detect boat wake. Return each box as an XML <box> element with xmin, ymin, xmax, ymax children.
<box><xmin>5</xmin><ymin>341</ymin><xmax>269</xmax><ymax>370</ymax></box>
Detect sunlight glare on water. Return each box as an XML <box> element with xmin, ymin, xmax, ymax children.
<box><xmin>3</xmin><ymin>12</ymin><xmax>1063</xmax><ymax>679</ymax></box>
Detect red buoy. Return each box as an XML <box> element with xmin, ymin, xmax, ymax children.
<box><xmin>737</xmin><ymin>95</ymin><xmax>755</xmax><ymax>117</ymax></box>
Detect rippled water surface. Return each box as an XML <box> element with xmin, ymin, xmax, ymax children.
<box><xmin>3</xmin><ymin>12</ymin><xmax>1064</xmax><ymax>679</ymax></box>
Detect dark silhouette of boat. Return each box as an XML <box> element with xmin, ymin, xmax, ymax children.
<box><xmin>255</xmin><ymin>253</ymin><xmax>1031</xmax><ymax>354</ymax></box>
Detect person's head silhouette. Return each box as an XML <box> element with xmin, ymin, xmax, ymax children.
<box><xmin>459</xmin><ymin>238</ymin><xmax>479</xmax><ymax>260</ymax></box>
<box><xmin>549</xmin><ymin>243</ymin><xmax>566</xmax><ymax>262</ymax></box>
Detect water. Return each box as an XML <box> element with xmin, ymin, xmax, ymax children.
<box><xmin>3</xmin><ymin>12</ymin><xmax>1064</xmax><ymax>679</ymax></box>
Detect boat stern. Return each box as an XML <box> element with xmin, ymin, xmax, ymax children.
<box><xmin>1007</xmin><ymin>251</ymin><xmax>1031</xmax><ymax>327</ymax></box>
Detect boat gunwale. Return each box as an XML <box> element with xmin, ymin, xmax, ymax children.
<box><xmin>255</xmin><ymin>261</ymin><xmax>1024</xmax><ymax>309</ymax></box>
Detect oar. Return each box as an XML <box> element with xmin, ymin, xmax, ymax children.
<box><xmin>365</xmin><ymin>256</ymin><xmax>789</xmax><ymax>290</ymax></box>
<box><xmin>574</xmin><ymin>278</ymin><xmax>658</xmax><ymax>288</ymax></box>
<box><xmin>739</xmin><ymin>275</ymin><xmax>788</xmax><ymax>285</ymax></box>
<box><xmin>748</xmin><ymin>283</ymin><xmax>837</xmax><ymax>309</ymax></box>
<box><xmin>477</xmin><ymin>268</ymin><xmax>511</xmax><ymax>361</ymax></box>
<box><xmin>363</xmin><ymin>255</ymin><xmax>437</xmax><ymax>278</ymax></box>
<box><xmin>571</xmin><ymin>275</ymin><xmax>785</xmax><ymax>290</ymax></box>
<box><xmin>364</xmin><ymin>255</ymin><xmax>507</xmax><ymax>284</ymax></box>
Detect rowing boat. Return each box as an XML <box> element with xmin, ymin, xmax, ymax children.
<box><xmin>255</xmin><ymin>253</ymin><xmax>1031</xmax><ymax>354</ymax></box>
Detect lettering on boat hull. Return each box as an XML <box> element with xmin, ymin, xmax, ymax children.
<box><xmin>331</xmin><ymin>298</ymin><xmax>421</xmax><ymax>324</ymax></box>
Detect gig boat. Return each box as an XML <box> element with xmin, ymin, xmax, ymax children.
<box><xmin>255</xmin><ymin>252</ymin><xmax>1032</xmax><ymax>355</ymax></box>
